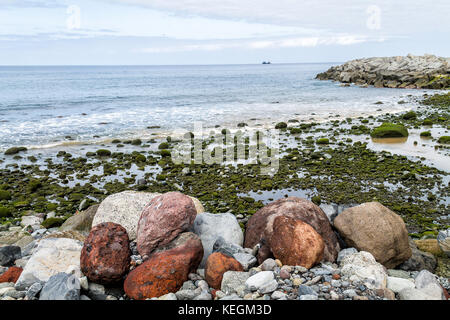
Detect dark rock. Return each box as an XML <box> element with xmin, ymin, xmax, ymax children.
<box><xmin>0</xmin><ymin>246</ymin><xmax>21</xmax><ymax>266</ymax></box>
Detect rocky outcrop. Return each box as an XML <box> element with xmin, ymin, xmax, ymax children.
<box><xmin>136</xmin><ymin>192</ymin><xmax>197</xmax><ymax>258</ymax></box>
<box><xmin>124</xmin><ymin>234</ymin><xmax>203</xmax><ymax>300</ymax></box>
<box><xmin>269</xmin><ymin>216</ymin><xmax>324</xmax><ymax>269</ymax></box>
<box><xmin>334</xmin><ymin>202</ymin><xmax>411</xmax><ymax>268</ymax></box>
<box><xmin>244</xmin><ymin>197</ymin><xmax>340</xmax><ymax>263</ymax></box>
<box><xmin>437</xmin><ymin>230</ymin><xmax>450</xmax><ymax>257</ymax></box>
<box><xmin>205</xmin><ymin>252</ymin><xmax>243</xmax><ymax>289</ymax></box>
<box><xmin>80</xmin><ymin>222</ymin><xmax>131</xmax><ymax>284</ymax></box>
<box><xmin>316</xmin><ymin>54</ymin><xmax>450</xmax><ymax>89</ymax></box>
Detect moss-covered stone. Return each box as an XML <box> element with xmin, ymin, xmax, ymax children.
<box><xmin>316</xmin><ymin>138</ymin><xmax>329</xmax><ymax>145</ymax></box>
<box><xmin>41</xmin><ymin>217</ymin><xmax>66</xmax><ymax>229</ymax></box>
<box><xmin>0</xmin><ymin>190</ymin><xmax>11</xmax><ymax>200</ymax></box>
<box><xmin>420</xmin><ymin>131</ymin><xmax>432</xmax><ymax>137</ymax></box>
<box><xmin>4</xmin><ymin>147</ymin><xmax>27</xmax><ymax>155</ymax></box>
<box><xmin>437</xmin><ymin>136</ymin><xmax>450</xmax><ymax>144</ymax></box>
<box><xmin>275</xmin><ymin>122</ymin><xmax>288</xmax><ymax>130</ymax></box>
<box><xmin>96</xmin><ymin>149</ymin><xmax>112</xmax><ymax>157</ymax></box>
<box><xmin>158</xmin><ymin>142</ymin><xmax>169</xmax><ymax>150</ymax></box>
<box><xmin>370</xmin><ymin>123</ymin><xmax>409</xmax><ymax>138</ymax></box>
<box><xmin>0</xmin><ymin>206</ymin><xmax>11</xmax><ymax>218</ymax></box>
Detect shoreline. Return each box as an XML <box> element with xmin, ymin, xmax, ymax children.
<box><xmin>0</xmin><ymin>92</ymin><xmax>448</xmax><ymax>239</ymax></box>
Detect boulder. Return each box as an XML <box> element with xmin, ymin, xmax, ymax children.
<box><xmin>0</xmin><ymin>230</ymin><xmax>30</xmax><ymax>246</ymax></box>
<box><xmin>339</xmin><ymin>251</ymin><xmax>388</xmax><ymax>290</ymax></box>
<box><xmin>15</xmin><ymin>238</ymin><xmax>83</xmax><ymax>290</ymax></box>
<box><xmin>39</xmin><ymin>272</ymin><xmax>80</xmax><ymax>300</ymax></box>
<box><xmin>437</xmin><ymin>230</ymin><xmax>450</xmax><ymax>257</ymax></box>
<box><xmin>399</xmin><ymin>288</ymin><xmax>442</xmax><ymax>300</ymax></box>
<box><xmin>334</xmin><ymin>202</ymin><xmax>412</xmax><ymax>268</ymax></box>
<box><xmin>60</xmin><ymin>205</ymin><xmax>99</xmax><ymax>235</ymax></box>
<box><xmin>192</xmin><ymin>212</ymin><xmax>244</xmax><ymax>267</ymax></box>
<box><xmin>398</xmin><ymin>238</ymin><xmax>436</xmax><ymax>272</ymax></box>
<box><xmin>137</xmin><ymin>192</ymin><xmax>197</xmax><ymax>257</ymax></box>
<box><xmin>386</xmin><ymin>276</ymin><xmax>415</xmax><ymax>293</ymax></box>
<box><xmin>269</xmin><ymin>216</ymin><xmax>324</xmax><ymax>269</ymax></box>
<box><xmin>244</xmin><ymin>197</ymin><xmax>340</xmax><ymax>264</ymax></box>
<box><xmin>0</xmin><ymin>246</ymin><xmax>21</xmax><ymax>266</ymax></box>
<box><xmin>414</xmin><ymin>270</ymin><xmax>445</xmax><ymax>300</ymax></box>
<box><xmin>205</xmin><ymin>252</ymin><xmax>243</xmax><ymax>289</ymax></box>
<box><xmin>0</xmin><ymin>267</ymin><xmax>22</xmax><ymax>283</ymax></box>
<box><xmin>124</xmin><ymin>233</ymin><xmax>203</xmax><ymax>300</ymax></box>
<box><xmin>80</xmin><ymin>222</ymin><xmax>131</xmax><ymax>284</ymax></box>
<box><xmin>92</xmin><ymin>191</ymin><xmax>161</xmax><ymax>240</ymax></box>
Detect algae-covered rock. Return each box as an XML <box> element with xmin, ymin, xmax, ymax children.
<box><xmin>370</xmin><ymin>123</ymin><xmax>409</xmax><ymax>138</ymax></box>
<box><xmin>4</xmin><ymin>147</ymin><xmax>27</xmax><ymax>155</ymax></box>
<box><xmin>41</xmin><ymin>217</ymin><xmax>66</xmax><ymax>229</ymax></box>
<box><xmin>437</xmin><ymin>136</ymin><xmax>450</xmax><ymax>144</ymax></box>
<box><xmin>96</xmin><ymin>149</ymin><xmax>111</xmax><ymax>157</ymax></box>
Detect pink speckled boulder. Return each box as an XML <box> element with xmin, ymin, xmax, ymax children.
<box><xmin>136</xmin><ymin>192</ymin><xmax>197</xmax><ymax>258</ymax></box>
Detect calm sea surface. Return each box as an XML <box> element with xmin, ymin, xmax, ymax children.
<box><xmin>0</xmin><ymin>63</ymin><xmax>431</xmax><ymax>151</ymax></box>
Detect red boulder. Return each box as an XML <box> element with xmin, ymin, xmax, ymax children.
<box><xmin>0</xmin><ymin>266</ymin><xmax>23</xmax><ymax>283</ymax></box>
<box><xmin>269</xmin><ymin>216</ymin><xmax>324</xmax><ymax>269</ymax></box>
<box><xmin>137</xmin><ymin>192</ymin><xmax>197</xmax><ymax>257</ymax></box>
<box><xmin>80</xmin><ymin>222</ymin><xmax>131</xmax><ymax>284</ymax></box>
<box><xmin>124</xmin><ymin>234</ymin><xmax>203</xmax><ymax>300</ymax></box>
<box><xmin>244</xmin><ymin>197</ymin><xmax>340</xmax><ymax>263</ymax></box>
<box><xmin>205</xmin><ymin>252</ymin><xmax>243</xmax><ymax>289</ymax></box>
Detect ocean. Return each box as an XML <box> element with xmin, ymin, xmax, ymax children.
<box><xmin>0</xmin><ymin>63</ymin><xmax>431</xmax><ymax>152</ymax></box>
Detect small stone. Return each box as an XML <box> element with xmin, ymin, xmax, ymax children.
<box><xmin>271</xmin><ymin>291</ymin><xmax>287</xmax><ymax>300</ymax></box>
<box><xmin>261</xmin><ymin>258</ymin><xmax>277</xmax><ymax>271</ymax></box>
<box><xmin>245</xmin><ymin>271</ymin><xmax>275</xmax><ymax>292</ymax></box>
<box><xmin>298</xmin><ymin>284</ymin><xmax>318</xmax><ymax>296</ymax></box>
<box><xmin>158</xmin><ymin>293</ymin><xmax>177</xmax><ymax>300</ymax></box>
<box><xmin>292</xmin><ymin>278</ymin><xmax>303</xmax><ymax>286</ymax></box>
<box><xmin>39</xmin><ymin>273</ymin><xmax>80</xmax><ymax>300</ymax></box>
<box><xmin>25</xmin><ymin>282</ymin><xmax>42</xmax><ymax>300</ymax></box>
<box><xmin>258</xmin><ymin>280</ymin><xmax>278</xmax><ymax>294</ymax></box>
<box><xmin>299</xmin><ymin>294</ymin><xmax>318</xmax><ymax>300</ymax></box>
<box><xmin>0</xmin><ymin>246</ymin><xmax>21</xmax><ymax>266</ymax></box>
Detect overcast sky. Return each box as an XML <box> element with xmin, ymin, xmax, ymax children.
<box><xmin>0</xmin><ymin>0</ymin><xmax>449</xmax><ymax>65</ymax></box>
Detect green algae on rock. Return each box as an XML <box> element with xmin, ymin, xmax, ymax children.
<box><xmin>370</xmin><ymin>123</ymin><xmax>409</xmax><ymax>138</ymax></box>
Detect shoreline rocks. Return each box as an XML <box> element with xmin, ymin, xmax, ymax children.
<box><xmin>80</xmin><ymin>222</ymin><xmax>131</xmax><ymax>284</ymax></box>
<box><xmin>316</xmin><ymin>54</ymin><xmax>450</xmax><ymax>89</ymax></box>
<box><xmin>334</xmin><ymin>202</ymin><xmax>412</xmax><ymax>268</ymax></box>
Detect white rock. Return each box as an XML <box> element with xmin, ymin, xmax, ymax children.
<box><xmin>271</xmin><ymin>291</ymin><xmax>287</xmax><ymax>300</ymax></box>
<box><xmin>414</xmin><ymin>270</ymin><xmax>445</xmax><ymax>300</ymax></box>
<box><xmin>66</xmin><ymin>265</ymin><xmax>83</xmax><ymax>278</ymax></box>
<box><xmin>339</xmin><ymin>251</ymin><xmax>387</xmax><ymax>289</ymax></box>
<box><xmin>245</xmin><ymin>271</ymin><xmax>274</xmax><ymax>292</ymax></box>
<box><xmin>15</xmin><ymin>238</ymin><xmax>83</xmax><ymax>290</ymax></box>
<box><xmin>79</xmin><ymin>276</ymin><xmax>89</xmax><ymax>291</ymax></box>
<box><xmin>92</xmin><ymin>191</ymin><xmax>161</xmax><ymax>240</ymax></box>
<box><xmin>158</xmin><ymin>293</ymin><xmax>177</xmax><ymax>300</ymax></box>
<box><xmin>258</xmin><ymin>279</ymin><xmax>278</xmax><ymax>294</ymax></box>
<box><xmin>221</xmin><ymin>271</ymin><xmax>250</xmax><ymax>294</ymax></box>
<box><xmin>20</xmin><ymin>216</ymin><xmax>43</xmax><ymax>228</ymax></box>
<box><xmin>387</xmin><ymin>276</ymin><xmax>415</xmax><ymax>293</ymax></box>
<box><xmin>299</xmin><ymin>294</ymin><xmax>318</xmax><ymax>300</ymax></box>
<box><xmin>192</xmin><ymin>212</ymin><xmax>244</xmax><ymax>267</ymax></box>
<box><xmin>88</xmin><ymin>282</ymin><xmax>105</xmax><ymax>295</ymax></box>
<box><xmin>399</xmin><ymin>288</ymin><xmax>441</xmax><ymax>300</ymax></box>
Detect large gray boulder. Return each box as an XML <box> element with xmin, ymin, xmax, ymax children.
<box><xmin>191</xmin><ymin>212</ymin><xmax>244</xmax><ymax>267</ymax></box>
<box><xmin>39</xmin><ymin>273</ymin><xmax>80</xmax><ymax>300</ymax></box>
<box><xmin>15</xmin><ymin>238</ymin><xmax>83</xmax><ymax>290</ymax></box>
<box><xmin>0</xmin><ymin>246</ymin><xmax>21</xmax><ymax>266</ymax></box>
<box><xmin>437</xmin><ymin>229</ymin><xmax>450</xmax><ymax>257</ymax></box>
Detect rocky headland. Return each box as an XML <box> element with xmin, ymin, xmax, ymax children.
<box><xmin>316</xmin><ymin>54</ymin><xmax>450</xmax><ymax>89</ymax></box>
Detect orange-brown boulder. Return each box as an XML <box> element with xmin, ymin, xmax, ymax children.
<box><xmin>269</xmin><ymin>216</ymin><xmax>324</xmax><ymax>268</ymax></box>
<box><xmin>124</xmin><ymin>234</ymin><xmax>203</xmax><ymax>300</ymax></box>
<box><xmin>244</xmin><ymin>197</ymin><xmax>339</xmax><ymax>263</ymax></box>
<box><xmin>205</xmin><ymin>252</ymin><xmax>243</xmax><ymax>289</ymax></box>
<box><xmin>0</xmin><ymin>266</ymin><xmax>23</xmax><ymax>283</ymax></box>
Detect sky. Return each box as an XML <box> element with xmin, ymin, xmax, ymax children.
<box><xmin>0</xmin><ymin>0</ymin><xmax>449</xmax><ymax>65</ymax></box>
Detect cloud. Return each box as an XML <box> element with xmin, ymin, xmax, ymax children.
<box><xmin>0</xmin><ymin>0</ymin><xmax>65</xmax><ymax>8</ymax></box>
<box><xmin>137</xmin><ymin>34</ymin><xmax>383</xmax><ymax>53</ymax></box>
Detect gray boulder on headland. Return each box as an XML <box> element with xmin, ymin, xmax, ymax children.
<box><xmin>316</xmin><ymin>54</ymin><xmax>450</xmax><ymax>89</ymax></box>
